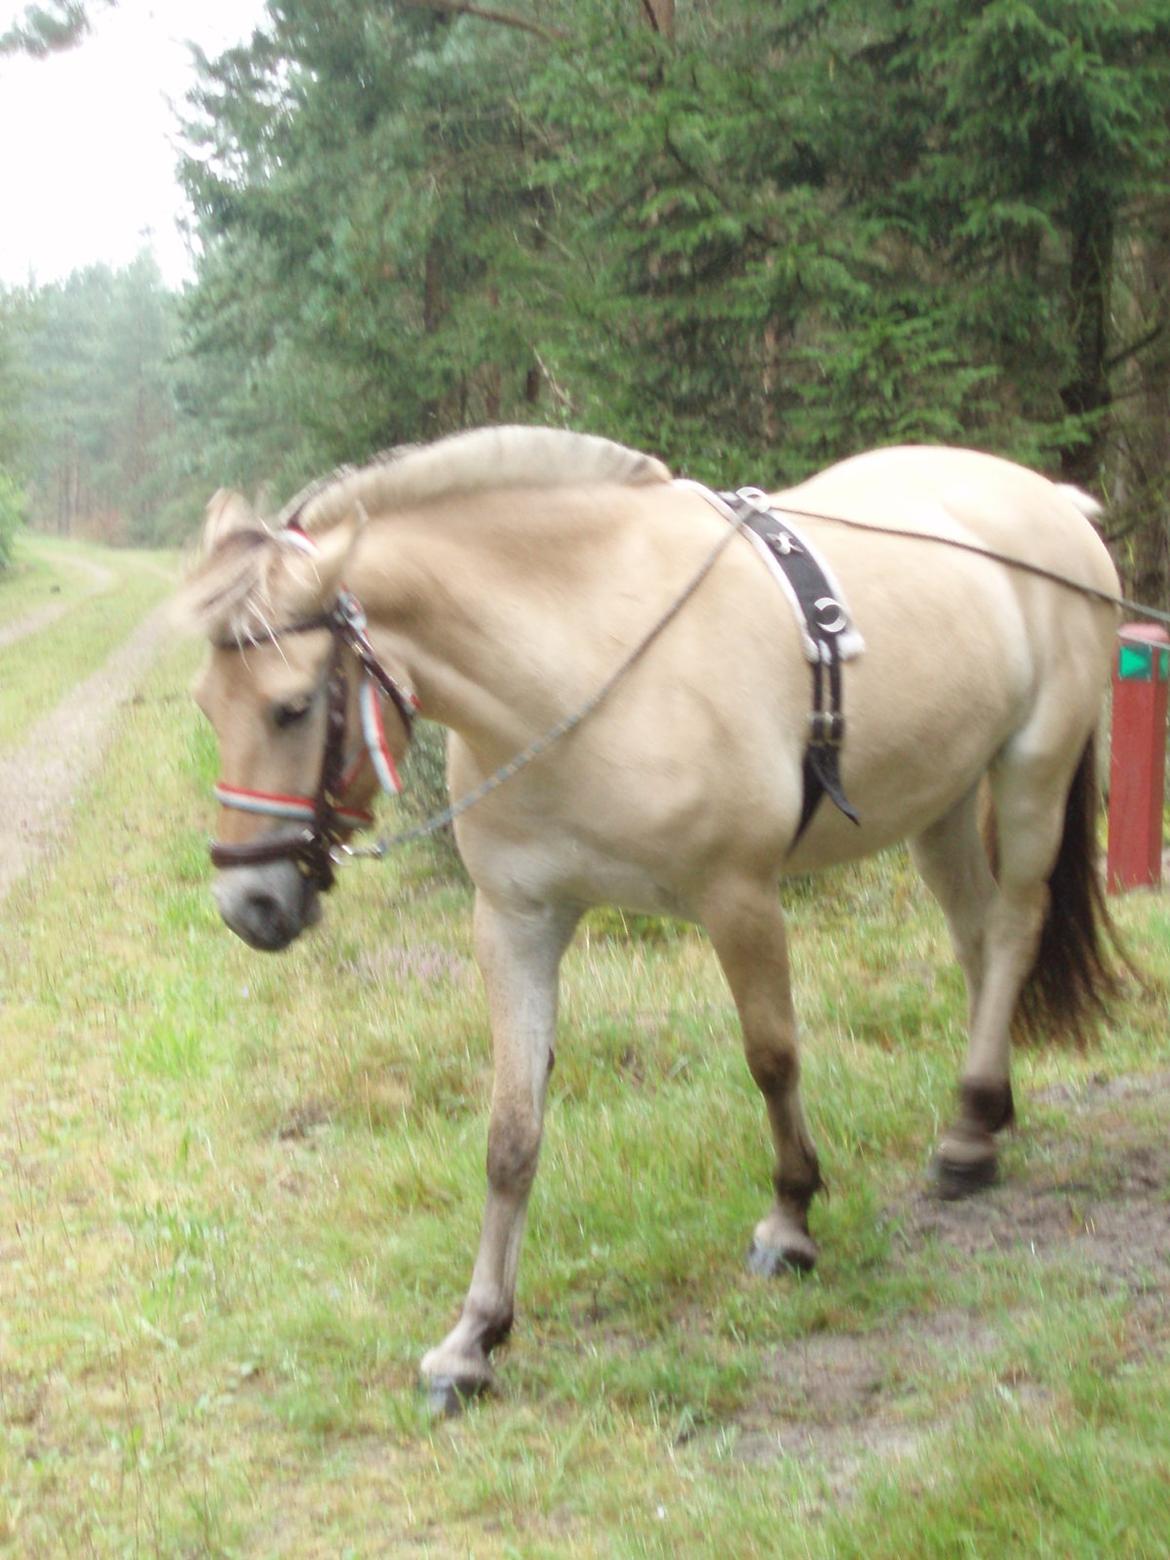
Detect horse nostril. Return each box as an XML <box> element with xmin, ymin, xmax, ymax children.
<box><xmin>214</xmin><ymin>868</ymin><xmax>310</xmax><ymax>953</ymax></box>
<box><xmin>244</xmin><ymin>890</ymin><xmax>294</xmax><ymax>950</ymax></box>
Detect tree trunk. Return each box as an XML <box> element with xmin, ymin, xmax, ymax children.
<box><xmin>1117</xmin><ymin>209</ymin><xmax>1170</xmax><ymax>605</ymax></box>
<box><xmin>1060</xmin><ymin>191</ymin><xmax>1114</xmax><ymax>487</ymax></box>
<box><xmin>484</xmin><ymin>286</ymin><xmax>502</xmax><ymax>421</ymax></box>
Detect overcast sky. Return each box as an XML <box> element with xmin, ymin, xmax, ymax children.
<box><xmin>0</xmin><ymin>0</ymin><xmax>269</xmax><ymax>288</ymax></box>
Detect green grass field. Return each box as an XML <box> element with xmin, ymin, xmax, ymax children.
<box><xmin>0</xmin><ymin>535</ymin><xmax>175</xmax><ymax>751</ymax></box>
<box><xmin>0</xmin><ymin>534</ymin><xmax>102</xmax><ymax>626</ymax></box>
<box><xmin>1</xmin><ymin>541</ymin><xmax>1168</xmax><ymax>1556</ymax></box>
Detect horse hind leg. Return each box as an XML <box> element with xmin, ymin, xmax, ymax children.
<box><xmin>910</xmin><ymin>785</ymin><xmax>998</xmax><ymax>1034</ymax></box>
<box><xmin>928</xmin><ymin>735</ymin><xmax>1112</xmax><ymax>1198</ymax></box>
<box><xmin>701</xmin><ymin>878</ymin><xmax>823</xmax><ymax>1274</ymax></box>
<box><xmin>910</xmin><ymin>786</ymin><xmax>1017</xmax><ymax>1196</ymax></box>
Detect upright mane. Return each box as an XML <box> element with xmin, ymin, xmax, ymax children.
<box><xmin>177</xmin><ymin>427</ymin><xmax>672</xmax><ymax>640</ymax></box>
<box><xmin>281</xmin><ymin>425</ymin><xmax>672</xmax><ymax>536</ymax></box>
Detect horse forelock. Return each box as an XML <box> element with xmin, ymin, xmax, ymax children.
<box><xmin>282</xmin><ymin>425</ymin><xmax>673</xmax><ymax>536</ymax></box>
<box><xmin>176</xmin><ymin>525</ymin><xmax>294</xmax><ymax>645</ymax></box>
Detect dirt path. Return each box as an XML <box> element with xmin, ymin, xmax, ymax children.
<box><xmin>0</xmin><ymin>599</ymin><xmax>172</xmax><ymax>906</ymax></box>
<box><xmin>0</xmin><ymin>553</ymin><xmax>115</xmax><ymax>653</ymax></box>
<box><xmin>728</xmin><ymin>1070</ymin><xmax>1170</xmax><ymax>1496</ymax></box>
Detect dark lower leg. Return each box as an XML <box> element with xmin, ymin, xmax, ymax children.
<box><xmin>960</xmin><ymin>1076</ymin><xmax>1016</xmax><ymax>1134</ymax></box>
<box><xmin>701</xmin><ymin>879</ymin><xmax>822</xmax><ymax>1272</ymax></box>
<box><xmin>739</xmin><ymin>954</ymin><xmax>822</xmax><ymax>1268</ymax></box>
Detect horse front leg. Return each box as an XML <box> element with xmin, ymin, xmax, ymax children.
<box><xmin>702</xmin><ymin>878</ymin><xmax>823</xmax><ymax>1274</ymax></box>
<box><xmin>420</xmin><ymin>891</ymin><xmax>579</xmax><ymax>1414</ymax></box>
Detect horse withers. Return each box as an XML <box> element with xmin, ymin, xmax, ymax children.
<box><xmin>178</xmin><ymin>429</ymin><xmax>1122</xmax><ymax>1413</ymax></box>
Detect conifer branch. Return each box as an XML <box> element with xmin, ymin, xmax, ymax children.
<box><xmin>397</xmin><ymin>0</ymin><xmax>568</xmax><ymax>43</ymax></box>
<box><xmin>0</xmin><ymin>0</ymin><xmax>96</xmax><ymax>58</ymax></box>
<box><xmin>1104</xmin><ymin>320</ymin><xmax>1167</xmax><ymax>374</ymax></box>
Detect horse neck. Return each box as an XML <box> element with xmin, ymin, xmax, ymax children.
<box><xmin>353</xmin><ymin>489</ymin><xmax>637</xmax><ymax>752</ymax></box>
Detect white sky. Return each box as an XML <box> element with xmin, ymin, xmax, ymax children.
<box><xmin>0</xmin><ymin>0</ymin><xmax>270</xmax><ymax>288</ymax></box>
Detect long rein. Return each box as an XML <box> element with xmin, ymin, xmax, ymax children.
<box><xmin>339</xmin><ymin>500</ymin><xmax>756</xmax><ymax>859</ymax></box>
<box><xmin>776</xmin><ymin>505</ymin><xmax>1170</xmax><ymax>629</ymax></box>
<box><xmin>208</xmin><ymin>503</ymin><xmax>757</xmax><ymax>879</ymax></box>
<box><xmin>220</xmin><ymin>488</ymin><xmax>1169</xmax><ymax>874</ymax></box>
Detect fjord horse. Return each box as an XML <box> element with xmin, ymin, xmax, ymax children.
<box><xmin>179</xmin><ymin>428</ymin><xmax>1121</xmax><ymax>1410</ymax></box>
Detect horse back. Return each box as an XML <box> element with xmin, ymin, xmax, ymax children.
<box><xmin>453</xmin><ymin>447</ymin><xmax>1118</xmax><ymax>903</ymax></box>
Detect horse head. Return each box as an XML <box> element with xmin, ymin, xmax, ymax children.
<box><xmin>176</xmin><ymin>491</ymin><xmax>413</xmax><ymax>951</ymax></box>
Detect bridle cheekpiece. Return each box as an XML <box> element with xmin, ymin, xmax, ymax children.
<box><xmin>209</xmin><ymin>572</ymin><xmax>418</xmax><ymax>893</ymax></box>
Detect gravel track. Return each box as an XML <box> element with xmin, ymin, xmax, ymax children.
<box><xmin>0</xmin><ymin>554</ymin><xmax>115</xmax><ymax>653</ymax></box>
<box><xmin>0</xmin><ymin>597</ymin><xmax>171</xmax><ymax>906</ymax></box>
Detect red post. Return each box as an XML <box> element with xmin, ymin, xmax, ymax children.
<box><xmin>1107</xmin><ymin>622</ymin><xmax>1170</xmax><ymax>893</ymax></box>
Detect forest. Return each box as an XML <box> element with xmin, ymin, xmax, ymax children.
<box><xmin>3</xmin><ymin>0</ymin><xmax>1170</xmax><ymax>600</ymax></box>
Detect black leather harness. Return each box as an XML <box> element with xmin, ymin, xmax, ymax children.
<box><xmin>717</xmin><ymin>487</ymin><xmax>860</xmax><ymax>848</ymax></box>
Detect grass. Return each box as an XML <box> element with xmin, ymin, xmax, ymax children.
<box><xmin>0</xmin><ymin>533</ymin><xmax>175</xmax><ymax>753</ymax></box>
<box><xmin>1</xmin><ymin>547</ymin><xmax>1169</xmax><ymax>1554</ymax></box>
<box><xmin>0</xmin><ymin>532</ymin><xmax>101</xmax><ymax>625</ymax></box>
<box><xmin>0</xmin><ymin>531</ymin><xmax>169</xmax><ymax>624</ymax></box>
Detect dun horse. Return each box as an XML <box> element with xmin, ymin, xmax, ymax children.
<box><xmin>179</xmin><ymin>428</ymin><xmax>1121</xmax><ymax>1410</ymax></box>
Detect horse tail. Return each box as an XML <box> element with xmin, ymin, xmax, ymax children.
<box><xmin>1013</xmin><ymin>733</ymin><xmax>1130</xmax><ymax>1043</ymax></box>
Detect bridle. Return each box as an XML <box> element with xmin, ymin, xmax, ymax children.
<box><xmin>209</xmin><ymin>588</ymin><xmax>418</xmax><ymax>892</ymax></box>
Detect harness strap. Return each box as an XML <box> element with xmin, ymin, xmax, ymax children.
<box><xmin>712</xmin><ymin>486</ymin><xmax>861</xmax><ymax>847</ymax></box>
<box><xmin>798</xmin><ymin>650</ymin><xmax>858</xmax><ymax>845</ymax></box>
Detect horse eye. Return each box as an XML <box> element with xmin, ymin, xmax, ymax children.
<box><xmin>273</xmin><ymin>695</ymin><xmax>312</xmax><ymax>729</ymax></box>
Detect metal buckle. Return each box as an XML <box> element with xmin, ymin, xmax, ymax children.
<box><xmin>330</xmin><ymin>840</ymin><xmax>386</xmax><ymax>864</ymax></box>
<box><xmin>809</xmin><ymin>711</ymin><xmax>845</xmax><ymax>748</ymax></box>
<box><xmin>735</xmin><ymin>486</ymin><xmax>770</xmax><ymax>510</ymax></box>
<box><xmin>813</xmin><ymin>596</ymin><xmax>847</xmax><ymax>635</ymax></box>
<box><xmin>335</xmin><ymin>589</ymin><xmax>364</xmax><ymax>626</ymax></box>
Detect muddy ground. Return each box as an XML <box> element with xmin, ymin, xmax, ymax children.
<box><xmin>729</xmin><ymin>1068</ymin><xmax>1170</xmax><ymax>1495</ymax></box>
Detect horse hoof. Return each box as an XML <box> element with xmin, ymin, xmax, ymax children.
<box><xmin>745</xmin><ymin>1235</ymin><xmax>816</xmax><ymax>1277</ymax></box>
<box><xmin>932</xmin><ymin>1152</ymin><xmax>998</xmax><ymax>1201</ymax></box>
<box><xmin>419</xmin><ymin>1372</ymin><xmax>490</xmax><ymax>1418</ymax></box>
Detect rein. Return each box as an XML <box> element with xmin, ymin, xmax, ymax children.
<box><xmin>339</xmin><ymin>486</ymin><xmax>1166</xmax><ymax>862</ymax></box>
<box><xmin>769</xmin><ymin>503</ymin><xmax>1170</xmax><ymax>627</ymax></box>
<box><xmin>337</xmin><ymin>501</ymin><xmax>757</xmax><ymax>860</ymax></box>
<box><xmin>209</xmin><ymin>506</ymin><xmax>754</xmax><ymax>879</ymax></box>
<box><xmin>210</xmin><ymin>480</ymin><xmax>1166</xmax><ymax>882</ymax></box>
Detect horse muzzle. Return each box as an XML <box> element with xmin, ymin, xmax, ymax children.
<box><xmin>212</xmin><ymin>857</ymin><xmax>323</xmax><ymax>951</ymax></box>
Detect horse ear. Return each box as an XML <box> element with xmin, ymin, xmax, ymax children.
<box><xmin>201</xmin><ymin>489</ymin><xmax>257</xmax><ymax>554</ymax></box>
<box><xmin>172</xmin><ymin>491</ymin><xmax>266</xmax><ymax>635</ymax></box>
<box><xmin>276</xmin><ymin>507</ymin><xmax>366</xmax><ymax>618</ymax></box>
